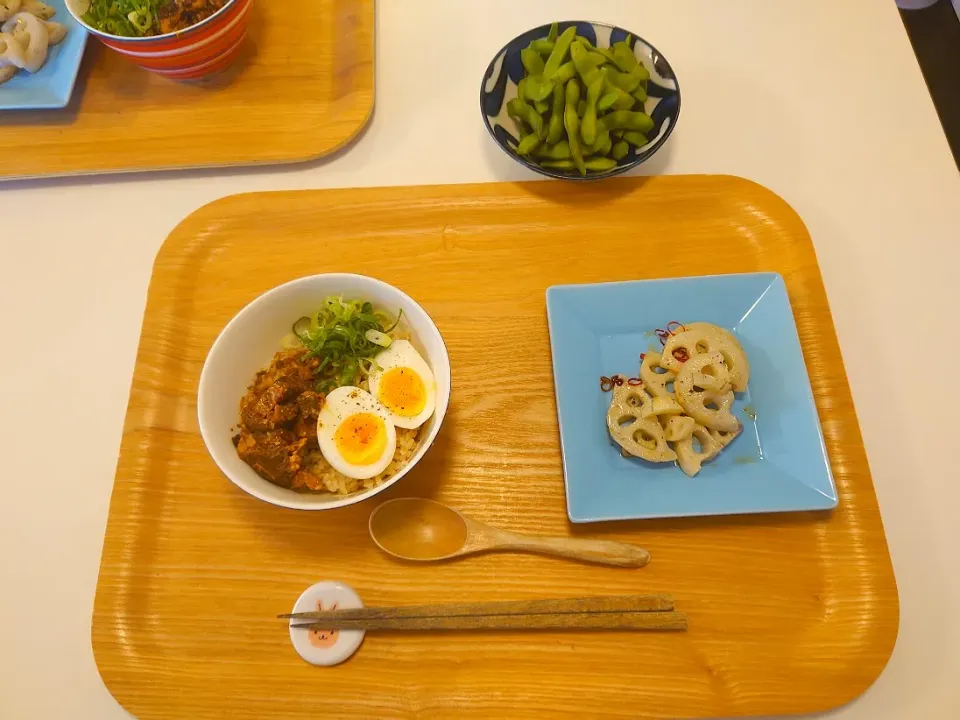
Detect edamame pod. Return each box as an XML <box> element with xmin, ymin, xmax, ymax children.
<box><xmin>554</xmin><ymin>61</ymin><xmax>576</xmax><ymax>84</ymax></box>
<box><xmin>603</xmin><ymin>76</ymin><xmax>636</xmax><ymax>110</ymax></box>
<box><xmin>565</xmin><ymin>76</ymin><xmax>581</xmax><ymax>106</ymax></box>
<box><xmin>584</xmin><ymin>156</ymin><xmax>617</xmax><ymax>171</ymax></box>
<box><xmin>580</xmin><ymin>71</ymin><xmax>605</xmax><ymax>146</ymax></box>
<box><xmin>611</xmin><ymin>140</ymin><xmax>630</xmax><ymax>160</ymax></box>
<box><xmin>546</xmin><ymin>82</ymin><xmax>565</xmax><ymax>144</ymax></box>
<box><xmin>603</xmin><ymin>110</ymin><xmax>654</xmax><ymax>133</ymax></box>
<box><xmin>524</xmin><ymin>75</ymin><xmax>555</xmax><ymax>103</ymax></box>
<box><xmin>536</xmin><ymin>140</ymin><xmax>572</xmax><ymax>160</ymax></box>
<box><xmin>563</xmin><ymin>102</ymin><xmax>586</xmax><ymax>175</ymax></box>
<box><xmin>598</xmin><ymin>92</ymin><xmax>619</xmax><ymax>112</ymax></box>
<box><xmin>611</xmin><ymin>42</ymin><xmax>651</xmax><ymax>83</ymax></box>
<box><xmin>570</xmin><ymin>40</ymin><xmax>601</xmax><ymax>86</ymax></box>
<box><xmin>507</xmin><ymin>98</ymin><xmax>546</xmax><ymax>139</ymax></box>
<box><xmin>583</xmin><ymin>120</ymin><xmax>610</xmax><ymax>155</ymax></box>
<box><xmin>517</xmin><ymin>133</ymin><xmax>541</xmax><ymax>156</ymax></box>
<box><xmin>529</xmin><ymin>39</ymin><xmax>554</xmax><ymax>55</ymax></box>
<box><xmin>545</xmin><ymin>157</ymin><xmax>618</xmax><ymax>171</ymax></box>
<box><xmin>585</xmin><ymin>50</ymin><xmax>608</xmax><ymax>66</ymax></box>
<box><xmin>541</xmin><ymin>159</ymin><xmax>577</xmax><ymax>169</ymax></box>
<box><xmin>574</xmin><ymin>35</ymin><xmax>618</xmax><ymax>64</ymax></box>
<box><xmin>606</xmin><ymin>68</ymin><xmax>641</xmax><ymax>93</ymax></box>
<box><xmin>543</xmin><ymin>26</ymin><xmax>577</xmax><ymax>79</ymax></box>
<box><xmin>521</xmin><ymin>48</ymin><xmax>545</xmax><ymax>76</ymax></box>
<box><xmin>597</xmin><ymin>133</ymin><xmax>613</xmax><ymax>156</ymax></box>
<box><xmin>506</xmin><ymin>99</ymin><xmax>529</xmax><ymax>133</ymax></box>
<box><xmin>622</xmin><ymin>130</ymin><xmax>649</xmax><ymax>146</ymax></box>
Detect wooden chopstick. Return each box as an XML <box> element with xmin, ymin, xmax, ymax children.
<box><xmin>279</xmin><ymin>594</ymin><xmax>673</xmax><ymax>621</ymax></box>
<box><xmin>290</xmin><ymin>611</ymin><xmax>687</xmax><ymax>631</ymax></box>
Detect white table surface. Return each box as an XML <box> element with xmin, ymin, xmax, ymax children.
<box><xmin>2</xmin><ymin>1</ymin><xmax>959</xmax><ymax>718</ymax></box>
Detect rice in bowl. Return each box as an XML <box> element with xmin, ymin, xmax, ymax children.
<box><xmin>302</xmin><ymin>426</ymin><xmax>420</xmax><ymax>496</ymax></box>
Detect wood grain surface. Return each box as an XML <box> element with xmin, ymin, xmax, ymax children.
<box><xmin>0</xmin><ymin>0</ymin><xmax>374</xmax><ymax>180</ymax></box>
<box><xmin>92</xmin><ymin>176</ymin><xmax>899</xmax><ymax>719</ymax></box>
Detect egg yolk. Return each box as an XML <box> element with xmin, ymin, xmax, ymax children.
<box><xmin>333</xmin><ymin>413</ymin><xmax>388</xmax><ymax>466</ymax></box>
<box><xmin>378</xmin><ymin>367</ymin><xmax>426</xmax><ymax>417</ymax></box>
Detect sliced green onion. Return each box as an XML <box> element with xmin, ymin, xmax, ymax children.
<box><xmin>292</xmin><ymin>317</ymin><xmax>312</xmax><ymax>340</ymax></box>
<box><xmin>84</xmin><ymin>0</ymin><xmax>164</xmax><ymax>37</ymax></box>
<box><xmin>288</xmin><ymin>296</ymin><xmax>402</xmax><ymax>392</ymax></box>
<box><xmin>384</xmin><ymin>309</ymin><xmax>404</xmax><ymax>333</ymax></box>
<box><xmin>364</xmin><ymin>329</ymin><xmax>392</xmax><ymax>347</ymax></box>
<box><xmin>127</xmin><ymin>9</ymin><xmax>151</xmax><ymax>33</ymax></box>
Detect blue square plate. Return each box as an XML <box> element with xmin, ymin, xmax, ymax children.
<box><xmin>546</xmin><ymin>272</ymin><xmax>837</xmax><ymax>523</ymax></box>
<box><xmin>0</xmin><ymin>0</ymin><xmax>88</xmax><ymax>110</ymax></box>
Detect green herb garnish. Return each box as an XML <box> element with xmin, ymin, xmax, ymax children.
<box><xmin>291</xmin><ymin>296</ymin><xmax>402</xmax><ymax>393</ymax></box>
<box><xmin>82</xmin><ymin>0</ymin><xmax>163</xmax><ymax>38</ymax></box>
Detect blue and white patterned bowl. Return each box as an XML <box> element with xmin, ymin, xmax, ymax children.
<box><xmin>480</xmin><ymin>21</ymin><xmax>681</xmax><ymax>180</ymax></box>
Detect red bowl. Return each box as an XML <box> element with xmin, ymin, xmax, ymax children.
<box><xmin>66</xmin><ymin>0</ymin><xmax>252</xmax><ymax>79</ymax></box>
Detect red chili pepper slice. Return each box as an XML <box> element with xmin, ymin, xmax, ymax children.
<box><xmin>627</xmin><ymin>377</ymin><xmax>643</xmax><ymax>386</ymax></box>
<box><xmin>672</xmin><ymin>348</ymin><xmax>689</xmax><ymax>362</ymax></box>
<box><xmin>600</xmin><ymin>376</ymin><xmax>614</xmax><ymax>392</ymax></box>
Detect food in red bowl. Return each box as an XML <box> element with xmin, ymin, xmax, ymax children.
<box><xmin>66</xmin><ymin>0</ymin><xmax>251</xmax><ymax>79</ymax></box>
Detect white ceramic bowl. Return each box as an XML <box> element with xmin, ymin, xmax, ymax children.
<box><xmin>198</xmin><ymin>274</ymin><xmax>451</xmax><ymax>510</ymax></box>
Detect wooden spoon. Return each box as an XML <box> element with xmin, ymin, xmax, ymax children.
<box><xmin>368</xmin><ymin>498</ymin><xmax>650</xmax><ymax>567</ymax></box>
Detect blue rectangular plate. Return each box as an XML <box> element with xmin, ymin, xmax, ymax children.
<box><xmin>0</xmin><ymin>0</ymin><xmax>87</xmax><ymax>110</ymax></box>
<box><xmin>546</xmin><ymin>272</ymin><xmax>837</xmax><ymax>523</ymax></box>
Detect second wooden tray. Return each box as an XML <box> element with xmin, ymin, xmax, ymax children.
<box><xmin>92</xmin><ymin>176</ymin><xmax>898</xmax><ymax>719</ymax></box>
<box><xmin>0</xmin><ymin>0</ymin><xmax>374</xmax><ymax>180</ymax></box>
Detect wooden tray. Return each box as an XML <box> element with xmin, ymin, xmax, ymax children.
<box><xmin>0</xmin><ymin>0</ymin><xmax>373</xmax><ymax>180</ymax></box>
<box><xmin>92</xmin><ymin>176</ymin><xmax>898</xmax><ymax>719</ymax></box>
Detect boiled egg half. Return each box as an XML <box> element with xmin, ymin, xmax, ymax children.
<box><xmin>368</xmin><ymin>339</ymin><xmax>436</xmax><ymax>429</ymax></box>
<box><xmin>316</xmin><ymin>386</ymin><xmax>397</xmax><ymax>480</ymax></box>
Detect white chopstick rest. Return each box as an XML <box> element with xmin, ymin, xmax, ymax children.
<box><xmin>288</xmin><ymin>581</ymin><xmax>365</xmax><ymax>666</ymax></box>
